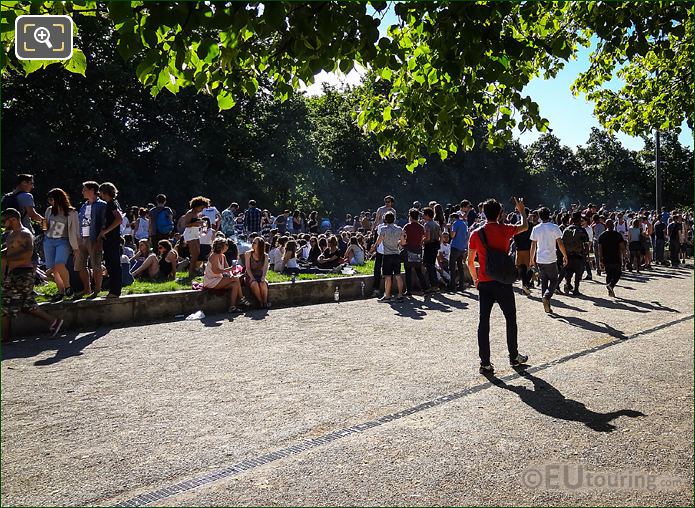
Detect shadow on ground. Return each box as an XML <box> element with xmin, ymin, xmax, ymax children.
<box><xmin>488</xmin><ymin>370</ymin><xmax>646</xmax><ymax>432</ymax></box>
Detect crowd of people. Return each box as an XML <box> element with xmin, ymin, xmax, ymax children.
<box><xmin>2</xmin><ymin>174</ymin><xmax>693</xmax><ymax>361</ymax></box>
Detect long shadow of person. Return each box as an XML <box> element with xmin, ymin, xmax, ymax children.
<box><xmin>488</xmin><ymin>371</ymin><xmax>645</xmax><ymax>432</ymax></box>
<box><xmin>550</xmin><ymin>314</ymin><xmax>628</xmax><ymax>339</ymax></box>
<box><xmin>28</xmin><ymin>329</ymin><xmax>110</xmax><ymax>366</ymax></box>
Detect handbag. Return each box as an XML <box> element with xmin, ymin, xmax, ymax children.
<box><xmin>478</xmin><ymin>227</ymin><xmax>517</xmax><ymax>284</ymax></box>
<box><xmin>407</xmin><ymin>250</ymin><xmax>422</xmax><ymax>263</ymax></box>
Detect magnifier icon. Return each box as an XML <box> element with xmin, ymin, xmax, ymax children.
<box><xmin>33</xmin><ymin>26</ymin><xmax>52</xmax><ymax>48</ymax></box>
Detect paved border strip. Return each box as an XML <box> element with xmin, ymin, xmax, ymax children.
<box><xmin>114</xmin><ymin>313</ymin><xmax>693</xmax><ymax>506</ymax></box>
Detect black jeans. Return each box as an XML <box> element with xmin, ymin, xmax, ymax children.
<box><xmin>477</xmin><ymin>280</ymin><xmax>519</xmax><ymax>365</ymax></box>
<box><xmin>669</xmin><ymin>240</ymin><xmax>680</xmax><ymax>266</ymax></box>
<box><xmin>605</xmin><ymin>263</ymin><xmax>621</xmax><ymax>288</ymax></box>
<box><xmin>403</xmin><ymin>251</ymin><xmax>429</xmax><ymax>292</ymax></box>
<box><xmin>373</xmin><ymin>252</ymin><xmax>383</xmax><ymax>289</ymax></box>
<box><xmin>449</xmin><ymin>247</ymin><xmax>467</xmax><ymax>289</ymax></box>
<box><xmin>423</xmin><ymin>242</ymin><xmax>439</xmax><ymax>286</ymax></box>
<box><xmin>103</xmin><ymin>238</ymin><xmax>122</xmax><ymax>296</ymax></box>
<box><xmin>654</xmin><ymin>238</ymin><xmax>665</xmax><ymax>263</ymax></box>
<box><xmin>564</xmin><ymin>255</ymin><xmax>584</xmax><ymax>291</ymax></box>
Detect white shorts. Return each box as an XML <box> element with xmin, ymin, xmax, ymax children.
<box><xmin>183</xmin><ymin>226</ymin><xmax>200</xmax><ymax>242</ymax></box>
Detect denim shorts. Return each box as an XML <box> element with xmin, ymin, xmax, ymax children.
<box><xmin>44</xmin><ymin>237</ymin><xmax>71</xmax><ymax>268</ymax></box>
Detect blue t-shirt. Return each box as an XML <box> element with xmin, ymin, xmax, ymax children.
<box><xmin>16</xmin><ymin>192</ymin><xmax>35</xmax><ymax>229</ymax></box>
<box><xmin>451</xmin><ymin>219</ymin><xmax>469</xmax><ymax>250</ymax></box>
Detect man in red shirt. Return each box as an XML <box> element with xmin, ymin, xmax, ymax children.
<box><xmin>401</xmin><ymin>208</ymin><xmax>431</xmax><ymax>295</ymax></box>
<box><xmin>467</xmin><ymin>197</ymin><xmax>529</xmax><ymax>374</ymax></box>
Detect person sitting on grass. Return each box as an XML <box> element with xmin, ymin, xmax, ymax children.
<box><xmin>269</xmin><ymin>235</ymin><xmax>288</xmax><ymax>272</ymax></box>
<box><xmin>130</xmin><ymin>239</ymin><xmax>151</xmax><ymax>271</ymax></box>
<box><xmin>343</xmin><ymin>236</ymin><xmax>365</xmax><ymax>266</ymax></box>
<box><xmin>203</xmin><ymin>237</ymin><xmax>243</xmax><ymax>313</ymax></box>
<box><xmin>245</xmin><ymin>237</ymin><xmax>270</xmax><ymax>308</ymax></box>
<box><xmin>130</xmin><ymin>240</ymin><xmax>178</xmax><ymax>281</ymax></box>
<box><xmin>317</xmin><ymin>236</ymin><xmax>342</xmax><ymax>270</ymax></box>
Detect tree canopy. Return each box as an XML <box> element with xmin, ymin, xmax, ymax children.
<box><xmin>2</xmin><ymin>1</ymin><xmax>692</xmax><ymax>169</ymax></box>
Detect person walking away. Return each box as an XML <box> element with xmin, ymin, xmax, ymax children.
<box><xmin>148</xmin><ymin>194</ymin><xmax>174</xmax><ymax>245</ymax></box>
<box><xmin>422</xmin><ymin>207</ymin><xmax>441</xmax><ymax>289</ymax></box>
<box><xmin>591</xmin><ymin>214</ymin><xmax>606</xmax><ymax>275</ymax></box>
<box><xmin>75</xmin><ymin>181</ymin><xmax>107</xmax><ymax>299</ymax></box>
<box><xmin>598</xmin><ymin>219</ymin><xmax>626</xmax><ymax>297</ymax></box>
<box><xmin>401</xmin><ymin>208</ymin><xmax>430</xmax><ymax>295</ymax></box>
<box><xmin>667</xmin><ymin>215</ymin><xmax>682</xmax><ymax>268</ymax></box>
<box><xmin>653</xmin><ymin>216</ymin><xmax>666</xmax><ymax>265</ymax></box>
<box><xmin>97</xmin><ymin>183</ymin><xmax>124</xmax><ymax>298</ymax></box>
<box><xmin>449</xmin><ymin>211</ymin><xmax>469</xmax><ymax>291</ymax></box>
<box><xmin>467</xmin><ymin>198</ymin><xmax>529</xmax><ymax>373</ymax></box>
<box><xmin>373</xmin><ymin>211</ymin><xmax>404</xmax><ymax>302</ymax></box>
<box><xmin>513</xmin><ymin>209</ymin><xmax>533</xmax><ymax>296</ymax></box>
<box><xmin>530</xmin><ymin>207</ymin><xmax>568</xmax><ymax>313</ymax></box>
<box><xmin>561</xmin><ymin>212</ymin><xmax>590</xmax><ymax>295</ymax></box>
<box><xmin>43</xmin><ymin>188</ymin><xmax>80</xmax><ymax>302</ymax></box>
<box><xmin>582</xmin><ymin>215</ymin><xmax>594</xmax><ymax>280</ymax></box>
<box><xmin>1</xmin><ymin>208</ymin><xmax>63</xmax><ymax>341</ymax></box>
<box><xmin>627</xmin><ymin>218</ymin><xmax>642</xmax><ymax>272</ymax></box>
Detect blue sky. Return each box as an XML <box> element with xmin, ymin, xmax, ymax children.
<box><xmin>307</xmin><ymin>5</ymin><xmax>693</xmax><ymax>152</ymax></box>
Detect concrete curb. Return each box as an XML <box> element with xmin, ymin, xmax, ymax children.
<box><xmin>14</xmin><ymin>275</ymin><xmax>380</xmax><ymax>338</ymax></box>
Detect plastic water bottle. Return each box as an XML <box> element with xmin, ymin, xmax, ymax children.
<box><xmin>334</xmin><ymin>286</ymin><xmax>340</xmax><ymax>302</ymax></box>
<box><xmin>291</xmin><ymin>273</ymin><xmax>296</xmax><ymax>283</ymax></box>
<box><xmin>360</xmin><ymin>281</ymin><xmax>365</xmax><ymax>298</ymax></box>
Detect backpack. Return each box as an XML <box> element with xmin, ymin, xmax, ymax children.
<box><xmin>478</xmin><ymin>227</ymin><xmax>517</xmax><ymax>284</ymax></box>
<box><xmin>563</xmin><ymin>225</ymin><xmax>586</xmax><ymax>255</ymax></box>
<box><xmin>155</xmin><ymin>207</ymin><xmax>174</xmax><ymax>234</ymax></box>
<box><xmin>1</xmin><ymin>191</ymin><xmax>23</xmax><ymax>216</ymax></box>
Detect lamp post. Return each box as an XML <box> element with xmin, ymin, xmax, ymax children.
<box><xmin>655</xmin><ymin>130</ymin><xmax>662</xmax><ymax>212</ymax></box>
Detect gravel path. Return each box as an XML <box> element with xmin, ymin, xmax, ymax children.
<box><xmin>1</xmin><ymin>265</ymin><xmax>692</xmax><ymax>506</ymax></box>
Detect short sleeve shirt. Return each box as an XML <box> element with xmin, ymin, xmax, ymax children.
<box><xmin>103</xmin><ymin>200</ymin><xmax>122</xmax><ymax>242</ymax></box>
<box><xmin>16</xmin><ymin>192</ymin><xmax>35</xmax><ymax>230</ymax></box>
<box><xmin>403</xmin><ymin>222</ymin><xmax>425</xmax><ymax>251</ymax></box>
<box><xmin>450</xmin><ymin>219</ymin><xmax>469</xmax><ymax>250</ymax></box>
<box><xmin>469</xmin><ymin>223</ymin><xmax>519</xmax><ymax>283</ymax></box>
<box><xmin>380</xmin><ymin>223</ymin><xmax>402</xmax><ymax>255</ymax></box>
<box><xmin>530</xmin><ymin>222</ymin><xmax>563</xmax><ymax>264</ymax></box>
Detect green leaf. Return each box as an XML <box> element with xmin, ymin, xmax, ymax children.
<box><xmin>380</xmin><ymin>67</ymin><xmax>392</xmax><ymax>80</ymax></box>
<box><xmin>20</xmin><ymin>59</ymin><xmax>43</xmax><ymax>75</ymax></box>
<box><xmin>216</xmin><ymin>90</ymin><xmax>236</xmax><ymax>111</ymax></box>
<box><xmin>63</xmin><ymin>48</ymin><xmax>87</xmax><ymax>76</ymax></box>
<box><xmin>382</xmin><ymin>106</ymin><xmax>392</xmax><ymax>121</ymax></box>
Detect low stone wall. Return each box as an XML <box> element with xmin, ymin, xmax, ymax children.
<box><xmin>12</xmin><ymin>275</ymin><xmax>378</xmax><ymax>338</ymax></box>
<box><xmin>13</xmin><ymin>265</ymin><xmax>475</xmax><ymax>338</ymax></box>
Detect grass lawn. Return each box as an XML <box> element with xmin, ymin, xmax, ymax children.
<box><xmin>35</xmin><ymin>261</ymin><xmax>375</xmax><ymax>303</ymax></box>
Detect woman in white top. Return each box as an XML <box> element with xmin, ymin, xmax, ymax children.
<box><xmin>203</xmin><ymin>238</ymin><xmax>242</xmax><ymax>313</ymax></box>
<box><xmin>198</xmin><ymin>217</ymin><xmax>215</xmax><ymax>261</ymax></box>
<box><xmin>269</xmin><ymin>236</ymin><xmax>288</xmax><ymax>272</ymax></box>
<box><xmin>283</xmin><ymin>240</ymin><xmax>300</xmax><ymax>274</ymax></box>
<box><xmin>181</xmin><ymin>196</ymin><xmax>209</xmax><ymax>277</ymax></box>
<box><xmin>134</xmin><ymin>208</ymin><xmax>150</xmax><ymax>241</ymax></box>
<box><xmin>43</xmin><ymin>188</ymin><xmax>80</xmax><ymax>302</ymax></box>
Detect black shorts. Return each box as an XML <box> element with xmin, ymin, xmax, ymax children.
<box><xmin>382</xmin><ymin>254</ymin><xmax>401</xmax><ymax>276</ymax></box>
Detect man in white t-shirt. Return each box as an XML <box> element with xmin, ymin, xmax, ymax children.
<box><xmin>530</xmin><ymin>207</ymin><xmax>568</xmax><ymax>314</ymax></box>
<box><xmin>371</xmin><ymin>195</ymin><xmax>396</xmax><ymax>232</ymax></box>
<box><xmin>201</xmin><ymin>203</ymin><xmax>221</xmax><ymax>231</ymax></box>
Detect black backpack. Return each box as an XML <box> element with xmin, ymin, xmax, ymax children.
<box><xmin>1</xmin><ymin>191</ymin><xmax>23</xmax><ymax>216</ymax></box>
<box><xmin>478</xmin><ymin>226</ymin><xmax>517</xmax><ymax>284</ymax></box>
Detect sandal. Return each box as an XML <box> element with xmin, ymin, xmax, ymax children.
<box><xmin>228</xmin><ymin>306</ymin><xmax>243</xmax><ymax>314</ymax></box>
